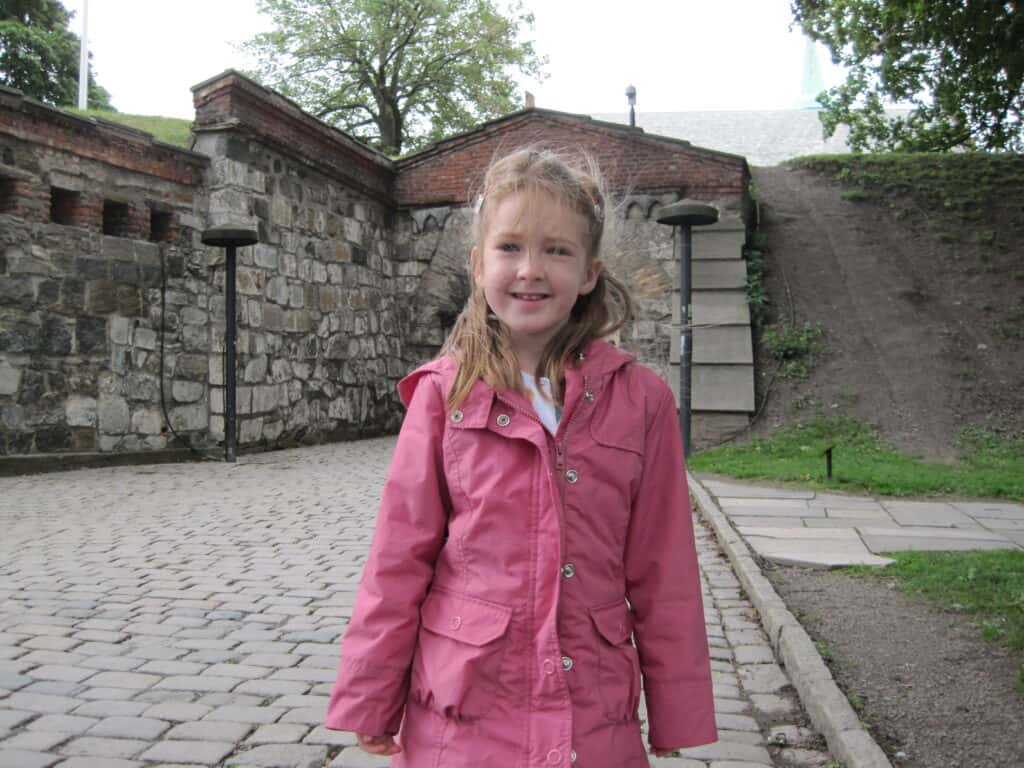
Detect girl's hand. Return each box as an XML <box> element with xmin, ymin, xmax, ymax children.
<box><xmin>357</xmin><ymin>733</ymin><xmax>402</xmax><ymax>755</ymax></box>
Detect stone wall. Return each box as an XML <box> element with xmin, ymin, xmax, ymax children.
<box><xmin>0</xmin><ymin>88</ymin><xmax>210</xmax><ymax>455</ymax></box>
<box><xmin>1</xmin><ymin>72</ymin><xmax>754</xmax><ymax>459</ymax></box>
<box><xmin>192</xmin><ymin>72</ymin><xmax>408</xmax><ymax>445</ymax></box>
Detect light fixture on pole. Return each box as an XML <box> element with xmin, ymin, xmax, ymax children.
<box><xmin>626</xmin><ymin>84</ymin><xmax>636</xmax><ymax>127</ymax></box>
<box><xmin>201</xmin><ymin>226</ymin><xmax>259</xmax><ymax>462</ymax></box>
<box><xmin>77</xmin><ymin>0</ymin><xmax>89</xmax><ymax>109</ymax></box>
<box><xmin>656</xmin><ymin>200</ymin><xmax>718</xmax><ymax>457</ymax></box>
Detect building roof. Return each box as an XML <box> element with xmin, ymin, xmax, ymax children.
<box><xmin>592</xmin><ymin>109</ymin><xmax>852</xmax><ymax>166</ymax></box>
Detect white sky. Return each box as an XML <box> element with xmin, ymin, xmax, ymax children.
<box><xmin>61</xmin><ymin>0</ymin><xmax>845</xmax><ymax>120</ymax></box>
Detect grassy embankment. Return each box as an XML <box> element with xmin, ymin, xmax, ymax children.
<box><xmin>69</xmin><ymin>109</ymin><xmax>193</xmax><ymax>148</ymax></box>
<box><xmin>698</xmin><ymin>153</ymin><xmax>1024</xmax><ymax>689</ymax></box>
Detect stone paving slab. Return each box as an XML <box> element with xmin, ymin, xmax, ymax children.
<box><xmin>698</xmin><ymin>473</ymin><xmax>1023</xmax><ymax>567</ymax></box>
<box><xmin>0</xmin><ymin>440</ymin><xmax>837</xmax><ymax>768</ymax></box>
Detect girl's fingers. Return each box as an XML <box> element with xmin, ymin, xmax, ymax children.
<box><xmin>357</xmin><ymin>733</ymin><xmax>402</xmax><ymax>755</ymax></box>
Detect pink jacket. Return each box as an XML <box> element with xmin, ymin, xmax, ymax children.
<box><xmin>326</xmin><ymin>340</ymin><xmax>716</xmax><ymax>767</ymax></box>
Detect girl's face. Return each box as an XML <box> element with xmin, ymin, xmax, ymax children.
<box><xmin>472</xmin><ymin>189</ymin><xmax>601</xmax><ymax>370</ymax></box>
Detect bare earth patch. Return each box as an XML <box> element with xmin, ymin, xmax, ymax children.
<box><xmin>749</xmin><ymin>163</ymin><xmax>1024</xmax><ymax>463</ymax></box>
<box><xmin>768</xmin><ymin>565</ymin><xmax>1024</xmax><ymax>768</ymax></box>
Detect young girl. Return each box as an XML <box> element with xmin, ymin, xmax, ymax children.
<box><xmin>326</xmin><ymin>148</ymin><xmax>717</xmax><ymax>767</ymax></box>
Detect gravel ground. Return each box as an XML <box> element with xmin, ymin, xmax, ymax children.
<box><xmin>767</xmin><ymin>565</ymin><xmax>1024</xmax><ymax>768</ymax></box>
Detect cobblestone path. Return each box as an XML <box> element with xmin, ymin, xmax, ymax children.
<box><xmin>0</xmin><ymin>440</ymin><xmax>832</xmax><ymax>767</ymax></box>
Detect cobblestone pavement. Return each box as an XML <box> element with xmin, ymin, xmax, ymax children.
<box><xmin>0</xmin><ymin>440</ymin><xmax>833</xmax><ymax>768</ymax></box>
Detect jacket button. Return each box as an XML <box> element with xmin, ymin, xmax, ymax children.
<box><xmin>450</xmin><ymin>410</ymin><xmax>464</xmax><ymax>423</ymax></box>
<box><xmin>542</xmin><ymin>658</ymin><xmax>555</xmax><ymax>675</ymax></box>
<box><xmin>565</xmin><ymin>469</ymin><xmax>579</xmax><ymax>484</ymax></box>
<box><xmin>547</xmin><ymin>749</ymin><xmax>561</xmax><ymax>765</ymax></box>
<box><xmin>496</xmin><ymin>413</ymin><xmax>511</xmax><ymax>427</ymax></box>
<box><xmin>583</xmin><ymin>390</ymin><xmax>595</xmax><ymax>402</ymax></box>
<box><xmin>561</xmin><ymin>563</ymin><xmax>576</xmax><ymax>579</ymax></box>
<box><xmin>570</xmin><ymin>750</ymin><xmax>577</xmax><ymax>762</ymax></box>
<box><xmin>450</xmin><ymin>616</ymin><xmax>462</xmax><ymax>630</ymax></box>
<box><xmin>561</xmin><ymin>655</ymin><xmax>573</xmax><ymax>671</ymax></box>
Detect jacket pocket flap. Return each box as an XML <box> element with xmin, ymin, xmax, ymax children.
<box><xmin>421</xmin><ymin>588</ymin><xmax>513</xmax><ymax>647</ymax></box>
<box><xmin>589</xmin><ymin>600</ymin><xmax>634</xmax><ymax>645</ymax></box>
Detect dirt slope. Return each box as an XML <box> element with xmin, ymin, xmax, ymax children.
<box><xmin>749</xmin><ymin>163</ymin><xmax>1024</xmax><ymax>462</ymax></box>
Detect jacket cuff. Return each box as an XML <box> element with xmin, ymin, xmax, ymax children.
<box><xmin>324</xmin><ymin>656</ymin><xmax>406</xmax><ymax>736</ymax></box>
<box><xmin>644</xmin><ymin>677</ymin><xmax>718</xmax><ymax>750</ymax></box>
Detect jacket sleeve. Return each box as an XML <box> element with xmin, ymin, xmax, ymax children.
<box><xmin>325</xmin><ymin>372</ymin><xmax>450</xmax><ymax>735</ymax></box>
<box><xmin>624</xmin><ymin>384</ymin><xmax>717</xmax><ymax>751</ymax></box>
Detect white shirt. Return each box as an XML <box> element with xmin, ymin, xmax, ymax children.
<box><xmin>521</xmin><ymin>372</ymin><xmax>561</xmax><ymax>435</ymax></box>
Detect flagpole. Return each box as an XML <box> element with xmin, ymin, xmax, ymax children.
<box><xmin>77</xmin><ymin>0</ymin><xmax>89</xmax><ymax>109</ymax></box>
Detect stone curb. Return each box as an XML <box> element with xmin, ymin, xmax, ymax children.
<box><xmin>688</xmin><ymin>472</ymin><xmax>893</xmax><ymax>768</ymax></box>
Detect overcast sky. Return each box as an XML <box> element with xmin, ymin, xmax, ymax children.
<box><xmin>61</xmin><ymin>0</ymin><xmax>845</xmax><ymax>120</ymax></box>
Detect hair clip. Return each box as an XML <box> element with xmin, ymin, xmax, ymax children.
<box><xmin>473</xmin><ymin>194</ymin><xmax>484</xmax><ymax>215</ymax></box>
<box><xmin>594</xmin><ymin>203</ymin><xmax>603</xmax><ymax>222</ymax></box>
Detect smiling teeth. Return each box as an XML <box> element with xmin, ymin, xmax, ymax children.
<box><xmin>515</xmin><ymin>293</ymin><xmax>547</xmax><ymax>300</ymax></box>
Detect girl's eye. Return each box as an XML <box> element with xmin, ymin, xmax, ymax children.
<box><xmin>547</xmin><ymin>245</ymin><xmax>572</xmax><ymax>256</ymax></box>
<box><xmin>499</xmin><ymin>242</ymin><xmax>519</xmax><ymax>253</ymax></box>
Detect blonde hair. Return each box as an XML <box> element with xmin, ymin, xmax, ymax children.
<box><xmin>441</xmin><ymin>147</ymin><xmax>634</xmax><ymax>409</ymax></box>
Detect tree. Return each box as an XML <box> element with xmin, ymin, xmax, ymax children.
<box><xmin>0</xmin><ymin>0</ymin><xmax>112</xmax><ymax>109</ymax></box>
<box><xmin>244</xmin><ymin>0</ymin><xmax>545</xmax><ymax>156</ymax></box>
<box><xmin>792</xmin><ymin>0</ymin><xmax>1023</xmax><ymax>152</ymax></box>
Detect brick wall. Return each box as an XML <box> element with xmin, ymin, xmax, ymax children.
<box><xmin>396</xmin><ymin>110</ymin><xmax>750</xmax><ymax>209</ymax></box>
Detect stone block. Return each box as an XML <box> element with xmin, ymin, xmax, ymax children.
<box><xmin>690</xmin><ymin>290</ymin><xmax>751</xmax><ymax>326</ymax></box>
<box><xmin>170</xmin><ymin>403</ymin><xmax>206</xmax><ymax>432</ymax></box>
<box><xmin>689</xmin><ymin>326</ymin><xmax>753</xmax><ymax>364</ymax></box>
<box><xmin>97</xmin><ymin>395</ymin><xmax>129</xmax><ymax>434</ymax></box>
<box><xmin>172</xmin><ymin>380</ymin><xmax>204</xmax><ymax>403</ymax></box>
<box><xmin>85</xmin><ymin>280</ymin><xmax>118</xmax><ymax>314</ymax></box>
<box><xmin>692</xmin><ymin>412</ymin><xmax>749</xmax><ymax>449</ymax></box>
<box><xmin>245</xmin><ymin>355</ymin><xmax>268</xmax><ymax>383</ymax></box>
<box><xmin>139</xmin><ymin>739</ymin><xmax>235</xmax><ymax>765</ymax></box>
<box><xmin>240</xmin><ymin>417</ymin><xmax>264</xmax><ymax>443</ymax></box>
<box><xmin>881</xmin><ymin>501</ymin><xmax>978</xmax><ymax>528</ymax></box>
<box><xmin>132</xmin><ymin>327</ymin><xmax>157</xmax><ymax>351</ymax></box>
<box><xmin>689</xmin><ymin>364</ymin><xmax>755</xmax><ymax>412</ymax></box>
<box><xmin>693</xmin><ymin>228</ymin><xmax>745</xmax><ymax>260</ymax></box>
<box><xmin>130</xmin><ymin>408</ymin><xmax>163</xmax><ymax>435</ymax></box>
<box><xmin>859</xmin><ymin>526</ymin><xmax>1016</xmax><ymax>553</ymax></box>
<box><xmin>693</xmin><ymin>261</ymin><xmax>747</xmax><ymax>290</ymax></box>
<box><xmin>0</xmin><ymin>358</ymin><xmax>22</xmax><ymax>396</ymax></box>
<box><xmin>108</xmin><ymin>316</ymin><xmax>131</xmax><ymax>345</ymax></box>
<box><xmin>41</xmin><ymin>316</ymin><xmax>73</xmax><ymax>355</ymax></box>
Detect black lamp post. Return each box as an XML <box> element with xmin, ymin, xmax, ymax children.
<box><xmin>656</xmin><ymin>201</ymin><xmax>718</xmax><ymax>457</ymax></box>
<box><xmin>626</xmin><ymin>84</ymin><xmax>637</xmax><ymax>127</ymax></box>
<box><xmin>201</xmin><ymin>226</ymin><xmax>258</xmax><ymax>463</ymax></box>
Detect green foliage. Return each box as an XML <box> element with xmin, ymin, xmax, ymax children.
<box><xmin>792</xmin><ymin>0</ymin><xmax>1023</xmax><ymax>152</ymax></box>
<box><xmin>68</xmin><ymin>109</ymin><xmax>193</xmax><ymax>148</ymax></box>
<box><xmin>744</xmin><ymin>239</ymin><xmax>769</xmax><ymax>330</ymax></box>
<box><xmin>848</xmin><ymin>550</ymin><xmax>1024</xmax><ymax>688</ymax></box>
<box><xmin>244</xmin><ymin>0</ymin><xmax>546</xmax><ymax>156</ymax></box>
<box><xmin>689</xmin><ymin>417</ymin><xmax>1024</xmax><ymax>500</ymax></box>
<box><xmin>0</xmin><ymin>0</ymin><xmax>112</xmax><ymax>109</ymax></box>
<box><xmin>786</xmin><ymin>153</ymin><xmax>1024</xmax><ymax>229</ymax></box>
<box><xmin>763</xmin><ymin>321</ymin><xmax>824</xmax><ymax>379</ymax></box>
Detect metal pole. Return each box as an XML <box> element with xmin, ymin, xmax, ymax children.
<box><xmin>679</xmin><ymin>224</ymin><xmax>693</xmax><ymax>454</ymax></box>
<box><xmin>77</xmin><ymin>0</ymin><xmax>89</xmax><ymax>110</ymax></box>
<box><xmin>656</xmin><ymin>201</ymin><xmax>718</xmax><ymax>458</ymax></box>
<box><xmin>201</xmin><ymin>227</ymin><xmax>258</xmax><ymax>463</ymax></box>
<box><xmin>224</xmin><ymin>245</ymin><xmax>238</xmax><ymax>462</ymax></box>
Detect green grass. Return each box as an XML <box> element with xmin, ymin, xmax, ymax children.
<box><xmin>847</xmin><ymin>550</ymin><xmax>1024</xmax><ymax>691</ymax></box>
<box><xmin>689</xmin><ymin>417</ymin><xmax>1024</xmax><ymax>500</ymax></box>
<box><xmin>68</xmin><ymin>109</ymin><xmax>193</xmax><ymax>148</ymax></box>
<box><xmin>785</xmin><ymin>153</ymin><xmax>1024</xmax><ymax>239</ymax></box>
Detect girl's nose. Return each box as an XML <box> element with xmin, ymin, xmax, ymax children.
<box><xmin>516</xmin><ymin>248</ymin><xmax>544</xmax><ymax>279</ymax></box>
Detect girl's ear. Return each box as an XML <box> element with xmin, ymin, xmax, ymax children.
<box><xmin>580</xmin><ymin>259</ymin><xmax>603</xmax><ymax>296</ymax></box>
<box><xmin>470</xmin><ymin>246</ymin><xmax>481</xmax><ymax>283</ymax></box>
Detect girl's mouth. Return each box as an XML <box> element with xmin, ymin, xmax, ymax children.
<box><xmin>512</xmin><ymin>293</ymin><xmax>549</xmax><ymax>301</ymax></box>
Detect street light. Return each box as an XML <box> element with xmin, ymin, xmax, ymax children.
<box><xmin>201</xmin><ymin>226</ymin><xmax>258</xmax><ymax>463</ymax></box>
<box><xmin>656</xmin><ymin>200</ymin><xmax>718</xmax><ymax>457</ymax></box>
<box><xmin>626</xmin><ymin>84</ymin><xmax>636</xmax><ymax>127</ymax></box>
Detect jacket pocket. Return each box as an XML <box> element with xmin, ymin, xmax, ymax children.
<box><xmin>590</xmin><ymin>599</ymin><xmax>641</xmax><ymax>722</ymax></box>
<box><xmin>410</xmin><ymin>587</ymin><xmax>513</xmax><ymax>720</ymax></box>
